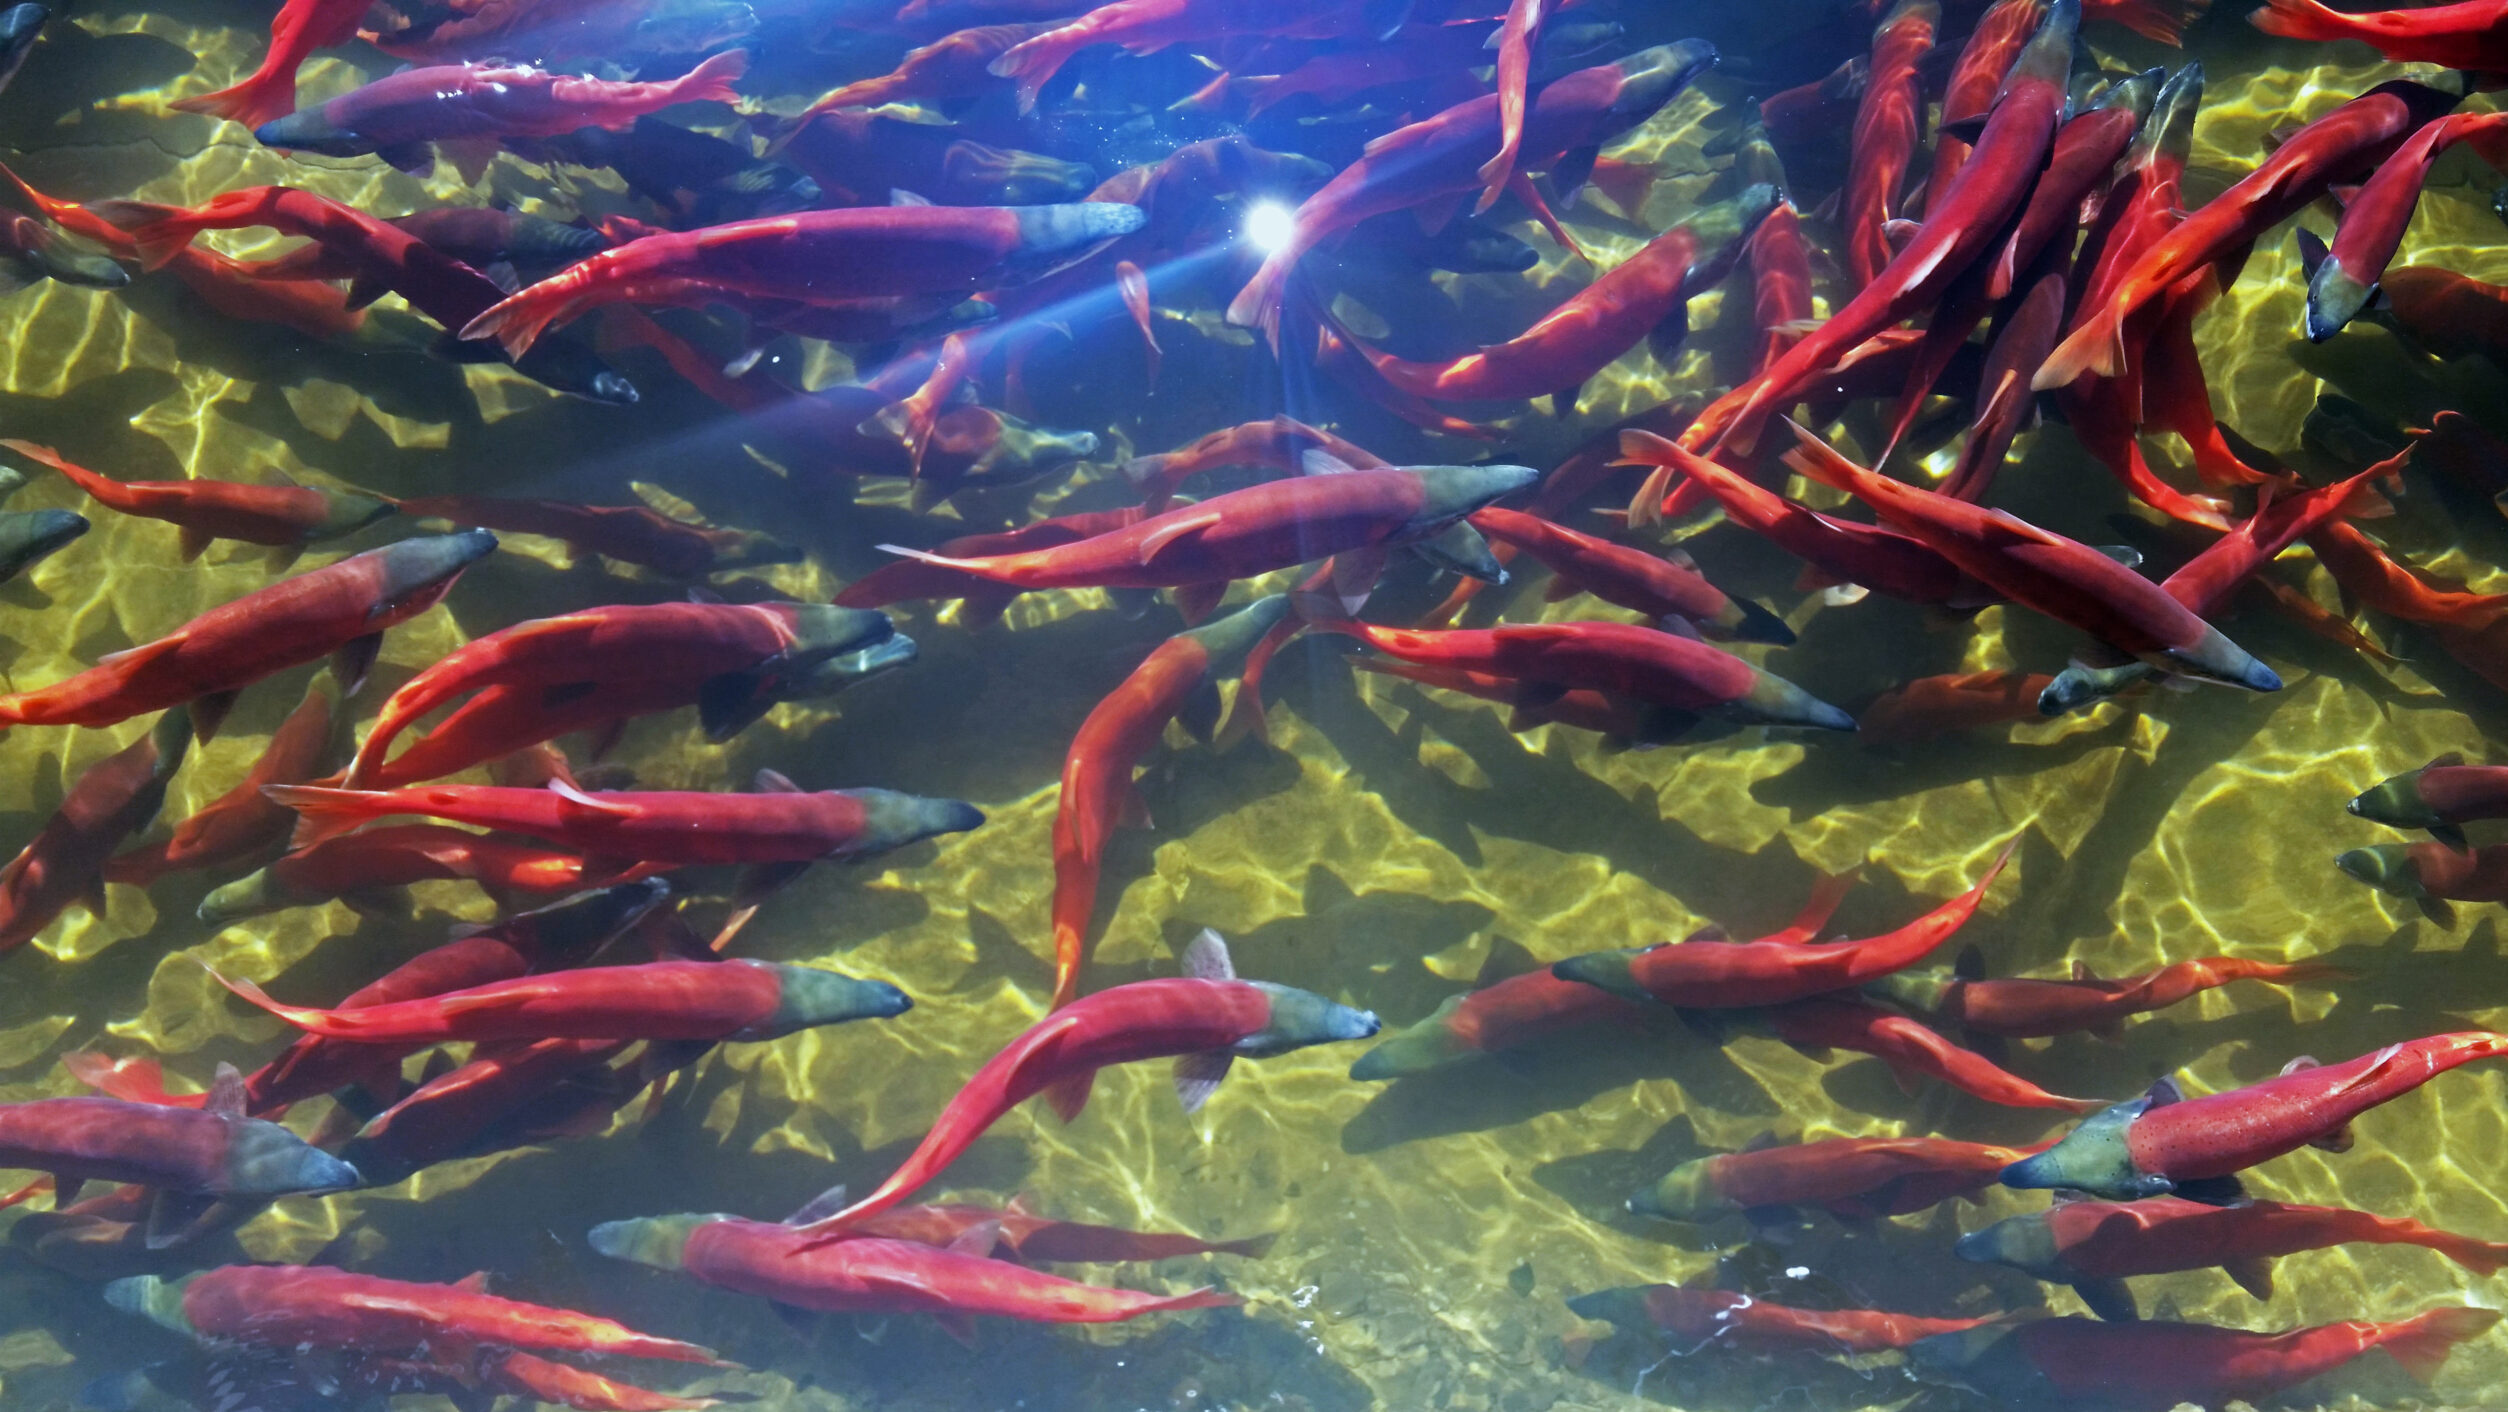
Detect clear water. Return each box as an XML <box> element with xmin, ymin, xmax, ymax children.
<box><xmin>0</xmin><ymin>0</ymin><xmax>2501</xmax><ymax>1408</ymax></box>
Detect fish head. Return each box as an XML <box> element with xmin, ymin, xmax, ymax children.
<box><xmin>252</xmin><ymin>107</ymin><xmax>372</xmax><ymax>159</ymax></box>
<box><xmin>1410</xmin><ymin>520</ymin><xmax>1507</xmax><ymax>584</ymax></box>
<box><xmin>16</xmin><ymin>219</ymin><xmax>126</xmax><ymax>289</ymax></box>
<box><xmin>511</xmin><ymin>336</ymin><xmax>641</xmax><ymax>405</ymax></box>
<box><xmin>103</xmin><ymin>1273</ymin><xmax>196</xmax><ymax>1336</ymax></box>
<box><xmin>760</xmin><ymin>633</ymin><xmax>919</xmax><ymax>712</ymax></box>
<box><xmin>0</xmin><ymin>508</ymin><xmax>85</xmax><ymax>582</ymax></box>
<box><xmin>779</xmin><ymin>605</ymin><xmax>902</xmax><ymax>675</ymax></box>
<box><xmin>2147</xmin><ymin>626</ymin><xmax>2279</xmax><ymax>694</ymax></box>
<box><xmin>588</xmin><ymin>1212</ymin><xmax>720</xmax><ymax>1270</ymax></box>
<box><xmin>312</xmin><ymin>489</ymin><xmax>400</xmax><ymax>542</ymax></box>
<box><xmin>2003</xmin><ymin>0</ymin><xmax>2080</xmax><ymax>97</ymax></box>
<box><xmin>1729</xmin><ymin>668</ymin><xmax>1856</xmax><ymax>733</ymax></box>
<box><xmin>1178</xmin><ymin>594</ymin><xmax>1293</xmax><ymax>668</ymax></box>
<box><xmin>1236</xmin><ymin>982</ymin><xmax>1380</xmax><ymax>1058</ymax></box>
<box><xmin>1606</xmin><ymin>40</ymin><xmax>1718</xmax><ymax>131</ymax></box>
<box><xmin>1625</xmin><ymin>1158</ymin><xmax>1730</xmax><ymax>1222</ymax></box>
<box><xmin>2337</xmin><ymin>844</ymin><xmax>2429</xmax><ymax>898</ymax></box>
<box><xmin>1906</xmin><ymin>1322</ymin><xmax>2034</xmax><ymax>1395</ymax></box>
<box><xmin>369</xmin><ymin>529</ymin><xmax>499</xmax><ymax>614</ymax></box>
<box><xmin>1346</xmin><ymin>995</ymin><xmax>1470</xmax><ymax>1081</ymax></box>
<box><xmin>741</xmin><ymin>962</ymin><xmax>912</xmax><ymax>1039</ymax></box>
<box><xmin>1999</xmin><ymin>1097</ymin><xmax>2169</xmax><ymax>1201</ymax></box>
<box><xmin>1398</xmin><ymin>464</ymin><xmax>1540</xmax><ymax>543</ymax></box>
<box><xmin>2348</xmin><ymin>771</ymin><xmax>2442</xmax><ymax>831</ymax></box>
<box><xmin>2132</xmin><ymin>63</ymin><xmax>2204</xmax><ymax>174</ymax></box>
<box><xmin>2091</xmin><ymin>66</ymin><xmax>2163</xmax><ymax>123</ymax></box>
<box><xmin>847</xmin><ymin>788</ymin><xmax>985</xmax><ymax>855</ymax></box>
<box><xmin>1549</xmin><ymin>947</ymin><xmax>1657</xmax><ymax>1003</ymax></box>
<box><xmin>1562</xmin><ymin>1285</ymin><xmax>1655</xmax><ymax>1330</ymax></box>
<box><xmin>1952</xmin><ymin>1211</ymin><xmax>2065</xmax><ymax>1280</ymax></box>
<box><xmin>2037</xmin><ymin>661</ymin><xmax>2151</xmax><ymax>715</ymax></box>
<box><xmin>219</xmin><ymin>1117</ymin><xmax>362</xmax><ymax>1197</ymax></box>
<box><xmin>197</xmin><ymin>868</ymin><xmax>288</xmax><ymax>924</ymax></box>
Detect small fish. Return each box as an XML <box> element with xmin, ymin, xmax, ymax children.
<box><xmin>1470</xmin><ymin>505</ymin><xmax>1791</xmax><ymax>644</ymax></box>
<box><xmin>212</xmin><ymin>954</ymin><xmax>908</xmax><ymax>1045</ymax></box>
<box><xmin>817</xmin><ymin>1194</ymin><xmax>1275</xmax><ymax>1263</ymax></box>
<box><xmin>1568</xmin><ymin>1285</ymin><xmax>1998</xmax><ymax>1354</ymax></box>
<box><xmin>1959</xmin><ymin>1195</ymin><xmax>2508</xmax><ymax>1321</ymax></box>
<box><xmin>0</xmin><ymin>709</ymin><xmax>189</xmax><ymax>952</ymax></box>
<box><xmin>0</xmin><ymin>529</ymin><xmax>495</xmax><ymax>740</ymax></box>
<box><xmin>0</xmin><ymin>1065</ymin><xmax>356</xmax><ymax>1245</ymax></box>
<box><xmin>790</xmin><ymin>930</ymin><xmax>1377</xmax><ymax>1240</ymax></box>
<box><xmin>197</xmin><ymin>823</ymin><xmax>659</xmax><ymax>923</ymax></box>
<box><xmin>0</xmin><ymin>505</ymin><xmax>83</xmax><ymax>581</ymax></box>
<box><xmin>2252</xmin><ymin>0</ymin><xmax>2508</xmax><ymax>69</ymax></box>
<box><xmin>1879</xmin><ymin>953</ymin><xmax>2348</xmax><ymax>1039</ymax></box>
<box><xmin>1909</xmin><ymin>1308</ymin><xmax>2498</xmax><ymax>1410</ymax></box>
<box><xmin>1052</xmin><ymin>596</ymin><xmax>1289</xmax><ymax>1008</ymax></box>
<box><xmin>107</xmin><ymin>1263</ymin><xmax>723</xmax><ymax>1365</ymax></box>
<box><xmin>1554</xmin><ymin>846</ymin><xmax>2008</xmax><ymax>1009</ymax></box>
<box><xmin>2005</xmin><ymin>1033</ymin><xmax>2508</xmax><ymax>1203</ymax></box>
<box><xmin>4</xmin><ymin>440</ymin><xmax>392</xmax><ymax>563</ymax></box>
<box><xmin>1630</xmin><ymin>1133</ymin><xmax>2055</xmax><ymax>1224</ymax></box>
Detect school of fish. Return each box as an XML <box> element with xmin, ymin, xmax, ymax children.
<box><xmin>0</xmin><ymin>0</ymin><xmax>2503</xmax><ymax>1406</ymax></box>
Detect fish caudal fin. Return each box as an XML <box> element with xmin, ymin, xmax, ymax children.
<box><xmin>2380</xmin><ymin>1307</ymin><xmax>2501</xmax><ymax>1384</ymax></box>
<box><xmin>986</xmin><ymin>32</ymin><xmax>1074</xmax><ymax>113</ymax></box>
<box><xmin>2248</xmin><ymin>0</ymin><xmax>2351</xmax><ymax>43</ymax></box>
<box><xmin>1149</xmin><ymin>1287</ymin><xmax>1241</xmax><ymax>1314</ymax></box>
<box><xmin>673</xmin><ymin>48</ymin><xmax>750</xmax><ymax>105</ymax></box>
<box><xmin>200</xmin><ymin>965</ymin><xmax>334</xmax><ymax>1035</ymax></box>
<box><xmin>169</xmin><ymin>68</ymin><xmax>297</xmax><ymax>129</ymax></box>
<box><xmin>2102</xmin><ymin>0</ymin><xmax>2206</xmax><ymax>43</ymax></box>
<box><xmin>261</xmin><ymin>783</ymin><xmax>377</xmax><ymax>848</ymax></box>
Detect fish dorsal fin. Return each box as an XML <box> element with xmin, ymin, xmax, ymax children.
<box><xmin>1955</xmin><ymin>946</ymin><xmax>1987</xmax><ymax>981</ymax></box>
<box><xmin>2430</xmin><ymin>752</ymin><xmax>2466</xmax><ymax>769</ymax></box>
<box><xmin>686</xmin><ymin>585</ymin><xmax>727</xmax><ymax>605</ymax></box>
<box><xmin>548</xmin><ymin>777</ymin><xmax>633</xmax><ymax>815</ymax></box>
<box><xmin>1299</xmin><ymin>450</ymin><xmax>1358</xmax><ymax>476</ymax></box>
<box><xmin>2143</xmin><ymin>1075</ymin><xmax>2185</xmax><ymax>1107</ymax></box>
<box><xmin>1180</xmin><ymin>928</ymin><xmax>1235</xmax><ymax>981</ymax></box>
<box><xmin>2278</xmin><ymin>1055</ymin><xmax>2321</xmax><ymax>1078</ymax></box>
<box><xmin>204</xmin><ymin>1063</ymin><xmax>246</xmax><ymax>1118</ymax></box>
<box><xmin>754</xmin><ymin>769</ymin><xmax>801</xmax><ymax>794</ymax></box>
<box><xmin>2222</xmin><ymin>1255</ymin><xmax>2274</xmax><ymax>1299</ymax></box>
<box><xmin>890</xmin><ymin>189</ymin><xmax>934</xmax><ymax>206</ymax></box>
<box><xmin>453</xmin><ymin>1270</ymin><xmax>493</xmax><ymax>1293</ymax></box>
<box><xmin>944</xmin><ymin>1220</ymin><xmax>1003</xmax><ymax>1257</ymax></box>
<box><xmin>785</xmin><ymin>1183</ymin><xmax>849</xmax><ymax>1226</ymax></box>
<box><xmin>1174</xmin><ymin>1049</ymin><xmax>1234</xmax><ymax>1113</ymax></box>
<box><xmin>1136</xmin><ymin>511</ymin><xmax>1223</xmax><ymax>565</ymax></box>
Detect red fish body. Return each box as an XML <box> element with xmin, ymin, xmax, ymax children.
<box><xmin>353</xmin><ymin>677</ymin><xmax>694</xmax><ymax>789</ymax></box>
<box><xmin>1345</xmin><ymin>186</ymin><xmax>1774</xmax><ymax>404</ymax></box>
<box><xmin>1224</xmin><ymin>41</ymin><xmax>1715</xmax><ymax>340</ymax></box>
<box><xmin>1960</xmin><ymin>1195</ymin><xmax>2508</xmax><ymax>1320</ymax></box>
<box><xmin>0</xmin><ymin>1083</ymin><xmax>356</xmax><ymax>1207</ymax></box>
<box><xmin>215</xmin><ymin>955</ymin><xmax>909</xmax><ymax>1045</ymax></box>
<box><xmin>1474</xmin><ymin>0</ymin><xmax>1563</xmax><ymax>208</ymax></box>
<box><xmin>1784</xmin><ymin>428</ymin><xmax>2278</xmax><ymax>691</ymax></box>
<box><xmin>253</xmin><ymin>51</ymin><xmax>748</xmax><ymax>166</ymax></box>
<box><xmin>1921</xmin><ymin>0</ymin><xmax>2038</xmax><ymax>215</ymax></box>
<box><xmin>197</xmin><ymin>823</ymin><xmax>650</xmax><ymax>921</ymax></box>
<box><xmin>990</xmin><ymin>0</ymin><xmax>1385</xmax><ymax>110</ymax></box>
<box><xmin>1556</xmin><ymin>847</ymin><xmax>2007</xmax><ymax>1009</ymax></box>
<box><xmin>1351</xmin><ymin>969</ymin><xmax>1654</xmax><ymax>1080</ymax></box>
<box><xmin>1747</xmin><ymin>198</ymin><xmax>1814</xmax><ymax>372</ymax></box>
<box><xmin>837</xmin><ymin>508</ymin><xmax>1144</xmax><ymax>622</ymax></box>
<box><xmin>0</xmin><ymin>530</ymin><xmax>493</xmax><ymax>738</ymax></box>
<box><xmin>344</xmin><ymin>1035</ymin><xmax>636</xmax><ymax>1181</ymax></box>
<box><xmin>1311</xmin><ymin>618</ymin><xmax>1854</xmax><ymax>731</ymax></box>
<box><xmin>787</xmin><ymin>22</ymin><xmax>1054</xmax><ymax>121</ymax></box>
<box><xmin>595</xmin><ymin>1215</ymin><xmax>1234</xmax><ymax>1332</ymax></box>
<box><xmin>1573</xmin><ymin>1285</ymin><xmax>1996</xmax><ymax>1354</ymax></box>
<box><xmin>1753</xmin><ymin>995</ymin><xmax>2104</xmax><ymax>1111</ymax></box>
<box><xmin>1052</xmin><ymin>597</ymin><xmax>1287</xmax><ymax>1008</ymax></box>
<box><xmin>879</xmin><ymin>464</ymin><xmax>1535</xmax><ymax>592</ymax></box>
<box><xmin>2007</xmin><ymin>1032</ymin><xmax>2508</xmax><ymax>1200</ymax></box>
<box><xmin>109</xmin><ymin>1263</ymin><xmax>719</xmax><ymax>1364</ymax></box>
<box><xmin>1472</xmin><ymin>507</ymin><xmax>1790</xmax><ymax>643</ymax></box>
<box><xmin>2339</xmin><ymin>840</ymin><xmax>2508</xmax><ymax>920</ymax></box>
<box><xmin>344</xmin><ymin>601</ymin><xmax>894</xmax><ymax>787</ymax></box>
<box><xmin>2382</xmin><ymin>266</ymin><xmax>2508</xmax><ymax>359</ymax></box>
<box><xmin>463</xmin><ymin>200</ymin><xmax>1146</xmax><ymax>357</ymax></box>
<box><xmin>1631</xmin><ymin>1133</ymin><xmax>2055</xmax><ymax>1222</ymax></box>
<box><xmin>1911</xmin><ymin>1309</ymin><xmax>2499</xmax><ymax>1410</ymax></box>
<box><xmin>1123</xmin><ymin>417</ymin><xmax>1384</xmax><ymax>508</ymax></box>
<box><xmin>793</xmin><ymin>932</ymin><xmax>1377</xmax><ymax>1238</ymax></box>
<box><xmin>106</xmin><ymin>674</ymin><xmax>341</xmax><ymax>887</ymax></box>
<box><xmin>266</xmin><ymin>780</ymin><xmax>982</xmax><ymax>866</ymax></box>
<box><xmin>1859</xmin><ymin>671</ymin><xmax>2054</xmax><ymax>743</ymax></box>
<box><xmin>844</xmin><ymin>1200</ymin><xmax>1275</xmax><ymax>1262</ymax></box>
<box><xmin>1843</xmin><ymin>0</ymin><xmax>1937</xmax><ymax>289</ymax></box>
<box><xmin>1348</xmin><ymin>656</ymin><xmax>1693</xmax><ymax>746</ymax></box>
<box><xmin>3</xmin><ymin>441</ymin><xmax>392</xmax><ymax>560</ymax></box>
<box><xmin>1885</xmin><ymin>956</ymin><xmax>2344</xmax><ymax>1038</ymax></box>
<box><xmin>2039</xmin><ymin>78</ymin><xmax>2462</xmax><ymax>388</ymax></box>
<box><xmin>2253</xmin><ymin>0</ymin><xmax>2508</xmax><ymax>68</ymax></box>
<box><xmin>2308</xmin><ymin>112</ymin><xmax>2508</xmax><ymax>338</ymax></box>
<box><xmin>0</xmin><ymin>711</ymin><xmax>188</xmax><ymax>951</ymax></box>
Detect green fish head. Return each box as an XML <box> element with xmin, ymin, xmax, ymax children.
<box><xmin>1239</xmin><ymin>982</ymin><xmax>1380</xmax><ymax>1058</ymax></box>
<box><xmin>588</xmin><ymin>1212</ymin><xmax>722</xmax><ymax>1271</ymax></box>
<box><xmin>1626</xmin><ymin>1158</ymin><xmax>1730</xmax><ymax>1222</ymax></box>
<box><xmin>2000</xmin><ymin>1097</ymin><xmax>2169</xmax><ymax>1201</ymax></box>
<box><xmin>1346</xmin><ymin>995</ymin><xmax>1471</xmax><ymax>1081</ymax></box>
<box><xmin>2348</xmin><ymin>771</ymin><xmax>2442</xmax><ymax>832</ymax></box>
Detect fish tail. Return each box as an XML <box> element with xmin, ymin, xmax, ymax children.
<box><xmin>1777</xmin><ymin>420</ymin><xmax>1866</xmax><ymax>494</ymax></box>
<box><xmin>0</xmin><ymin>440</ymin><xmax>117</xmax><ymax>499</ymax></box>
<box><xmin>261</xmin><ymin>782</ymin><xmax>377</xmax><ymax>847</ymax></box>
<box><xmin>2100</xmin><ymin>0</ymin><xmax>2206</xmax><ymax>44</ymax></box>
<box><xmin>2260</xmin><ymin>959</ymin><xmax>2356</xmax><ymax>984</ymax></box>
<box><xmin>59</xmin><ymin>1051</ymin><xmax>206</xmax><ymax>1107</ymax></box>
<box><xmin>169</xmin><ymin>64</ymin><xmax>297</xmax><ymax>129</ymax></box>
<box><xmin>1224</xmin><ymin>258</ymin><xmax>1287</xmax><ymax>347</ymax></box>
<box><xmin>201</xmin><ymin>965</ymin><xmax>335</xmax><ymax>1035</ymax></box>
<box><xmin>2378</xmin><ymin>1307</ymin><xmax>2501</xmax><ymax>1384</ymax></box>
<box><xmin>673</xmin><ymin>48</ymin><xmax>750</xmax><ymax>106</ymax></box>
<box><xmin>2248</xmin><ymin>0</ymin><xmax>2351</xmax><ymax>43</ymax></box>
<box><xmin>2423</xmin><ymin>1230</ymin><xmax>2508</xmax><ymax>1278</ymax></box>
<box><xmin>986</xmin><ymin>32</ymin><xmax>1071</xmax><ymax>114</ymax></box>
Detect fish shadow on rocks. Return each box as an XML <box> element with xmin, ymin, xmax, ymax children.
<box><xmin>1181</xmin><ymin>866</ymin><xmax>1494</xmax><ymax>1012</ymax></box>
<box><xmin>0</xmin><ymin>25</ymin><xmax>194</xmax><ymax>150</ymax></box>
<box><xmin>1339</xmin><ymin>1013</ymin><xmax>1758</xmax><ymax>1157</ymax></box>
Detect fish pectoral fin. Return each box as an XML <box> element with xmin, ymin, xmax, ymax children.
<box><xmin>1042</xmin><ymin>1069</ymin><xmax>1096</xmax><ymax>1123</ymax></box>
<box><xmin>2071</xmin><ymin>1277</ymin><xmax>2140</xmax><ymax>1322</ymax></box>
<box><xmin>204</xmin><ymin>1062</ymin><xmax>247</xmax><ymax>1118</ymax></box>
<box><xmin>2419</xmin><ymin>896</ymin><xmax>2460</xmax><ymax>928</ymax></box>
<box><xmin>2430</xmin><ymin>822</ymin><xmax>2472</xmax><ymax>854</ymax></box>
<box><xmin>438</xmin><ymin>137</ymin><xmax>501</xmax><ymax>187</ymax></box>
<box><xmin>189</xmin><ymin>689</ymin><xmax>240</xmax><ymax>744</ymax></box>
<box><xmin>176</xmin><ymin>525</ymin><xmax>212</xmax><ymax>562</ymax></box>
<box><xmin>783</xmin><ymin>1182</ymin><xmax>848</xmax><ymax>1226</ymax></box>
<box><xmin>331</xmin><ymin>633</ymin><xmax>384</xmax><ymax>697</ymax></box>
<box><xmin>375</xmin><ymin>141</ymin><xmax>435</xmax><ymax>175</ymax></box>
<box><xmin>929</xmin><ymin>1310</ymin><xmax>979</xmax><ymax>1347</ymax></box>
<box><xmin>698</xmin><ymin>671</ymin><xmax>771</xmax><ymax>742</ymax></box>
<box><xmin>547</xmin><ymin>777</ymin><xmax>635</xmax><ymax>815</ymax></box>
<box><xmin>2223</xmin><ymin>1255</ymin><xmax>2276</xmax><ymax>1300</ymax></box>
<box><xmin>1135</xmin><ymin>511</ymin><xmax>1223</xmax><ymax>566</ymax></box>
<box><xmin>1174</xmin><ymin>1049</ymin><xmax>1234</xmax><ymax>1114</ymax></box>
<box><xmin>1176</xmin><ymin>679</ymin><xmax>1223</xmax><ymax>745</ymax></box>
<box><xmin>142</xmin><ymin>1189</ymin><xmax>224</xmax><ymax>1251</ymax></box>
<box><xmin>944</xmin><ymin>1220</ymin><xmax>1003</xmax><ymax>1257</ymax></box>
